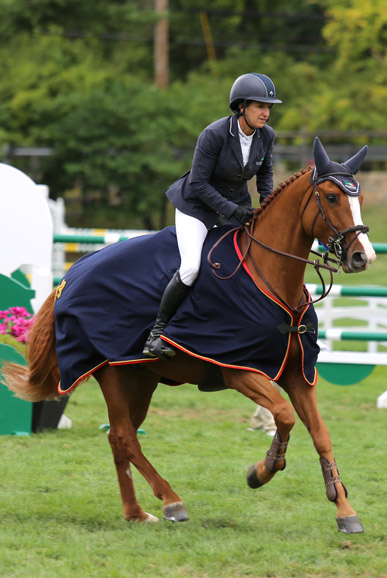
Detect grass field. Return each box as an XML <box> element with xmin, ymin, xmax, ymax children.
<box><xmin>1</xmin><ymin>374</ymin><xmax>386</xmax><ymax>578</ymax></box>
<box><xmin>1</xmin><ymin>201</ymin><xmax>386</xmax><ymax>578</ymax></box>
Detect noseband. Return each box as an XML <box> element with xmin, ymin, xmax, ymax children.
<box><xmin>208</xmin><ymin>176</ymin><xmax>369</xmax><ymax>313</ymax></box>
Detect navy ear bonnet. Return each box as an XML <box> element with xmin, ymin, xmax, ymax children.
<box><xmin>311</xmin><ymin>168</ymin><xmax>361</xmax><ymax>196</ymax></box>
<box><xmin>311</xmin><ymin>137</ymin><xmax>368</xmax><ymax>197</ymax></box>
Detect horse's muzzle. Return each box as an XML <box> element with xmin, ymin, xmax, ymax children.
<box><xmin>342</xmin><ymin>251</ymin><xmax>370</xmax><ymax>273</ymax></box>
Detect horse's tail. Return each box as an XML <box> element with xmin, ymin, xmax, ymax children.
<box><xmin>1</xmin><ymin>289</ymin><xmax>61</xmax><ymax>401</ymax></box>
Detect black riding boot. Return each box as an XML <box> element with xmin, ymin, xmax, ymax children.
<box><xmin>143</xmin><ymin>270</ymin><xmax>190</xmax><ymax>360</ymax></box>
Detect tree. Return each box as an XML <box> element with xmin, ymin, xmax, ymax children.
<box><xmin>322</xmin><ymin>0</ymin><xmax>387</xmax><ymax>72</ymax></box>
<box><xmin>168</xmin><ymin>0</ymin><xmax>327</xmax><ymax>78</ymax></box>
<box><xmin>37</xmin><ymin>71</ymin><xmax>231</xmax><ymax>229</ymax></box>
<box><xmin>299</xmin><ymin>0</ymin><xmax>387</xmax><ymax>132</ymax></box>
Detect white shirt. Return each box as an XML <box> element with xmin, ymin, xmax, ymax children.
<box><xmin>237</xmin><ymin>122</ymin><xmax>255</xmax><ymax>166</ymax></box>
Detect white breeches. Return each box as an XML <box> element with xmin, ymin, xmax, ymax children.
<box><xmin>175</xmin><ymin>209</ymin><xmax>208</xmax><ymax>286</ymax></box>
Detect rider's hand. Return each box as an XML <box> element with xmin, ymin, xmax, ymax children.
<box><xmin>233</xmin><ymin>206</ymin><xmax>255</xmax><ymax>225</ymax></box>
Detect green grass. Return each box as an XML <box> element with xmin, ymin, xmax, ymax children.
<box><xmin>1</xmin><ymin>373</ymin><xmax>386</xmax><ymax>578</ymax></box>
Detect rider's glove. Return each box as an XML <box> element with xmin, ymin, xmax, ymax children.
<box><xmin>233</xmin><ymin>206</ymin><xmax>255</xmax><ymax>225</ymax></box>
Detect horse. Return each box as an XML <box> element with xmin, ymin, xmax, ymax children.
<box><xmin>2</xmin><ymin>137</ymin><xmax>376</xmax><ymax>533</ymax></box>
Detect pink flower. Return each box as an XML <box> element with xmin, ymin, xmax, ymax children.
<box><xmin>8</xmin><ymin>307</ymin><xmax>30</xmax><ymax>318</ymax></box>
<box><xmin>0</xmin><ymin>308</ymin><xmax>34</xmax><ymax>344</ymax></box>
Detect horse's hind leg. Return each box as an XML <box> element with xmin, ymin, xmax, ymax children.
<box><xmin>96</xmin><ymin>365</ymin><xmax>188</xmax><ymax>523</ymax></box>
<box><xmin>98</xmin><ymin>366</ymin><xmax>158</xmax><ymax>523</ymax></box>
<box><xmin>283</xmin><ymin>377</ymin><xmax>364</xmax><ymax>534</ymax></box>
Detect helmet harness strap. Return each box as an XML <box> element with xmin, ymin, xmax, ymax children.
<box><xmin>238</xmin><ymin>99</ymin><xmax>257</xmax><ymax>132</ymax></box>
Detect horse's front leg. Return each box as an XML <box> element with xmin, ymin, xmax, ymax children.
<box><xmin>282</xmin><ymin>377</ymin><xmax>364</xmax><ymax>534</ymax></box>
<box><xmin>222</xmin><ymin>369</ymin><xmax>296</xmax><ymax>488</ymax></box>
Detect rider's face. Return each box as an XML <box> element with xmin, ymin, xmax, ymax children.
<box><xmin>246</xmin><ymin>101</ymin><xmax>271</xmax><ymax>126</ymax></box>
<box><xmin>239</xmin><ymin>101</ymin><xmax>272</xmax><ymax>134</ymax></box>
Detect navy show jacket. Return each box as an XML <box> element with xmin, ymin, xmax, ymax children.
<box><xmin>166</xmin><ymin>114</ymin><xmax>275</xmax><ymax>228</ymax></box>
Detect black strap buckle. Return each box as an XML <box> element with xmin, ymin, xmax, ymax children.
<box><xmin>277</xmin><ymin>322</ymin><xmax>316</xmax><ymax>335</ymax></box>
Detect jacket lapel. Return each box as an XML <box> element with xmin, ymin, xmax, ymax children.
<box><xmin>247</xmin><ymin>130</ymin><xmax>263</xmax><ymax>168</ymax></box>
<box><xmin>229</xmin><ymin>115</ymin><xmax>244</xmax><ymax>168</ymax></box>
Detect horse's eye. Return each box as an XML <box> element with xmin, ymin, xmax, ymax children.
<box><xmin>326</xmin><ymin>194</ymin><xmax>337</xmax><ymax>204</ymax></box>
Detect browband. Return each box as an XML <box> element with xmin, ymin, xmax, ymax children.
<box><xmin>311</xmin><ymin>168</ymin><xmax>361</xmax><ymax>197</ymax></box>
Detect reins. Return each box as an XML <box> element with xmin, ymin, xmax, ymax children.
<box><xmin>207</xmin><ymin>181</ymin><xmax>369</xmax><ymax>313</ymax></box>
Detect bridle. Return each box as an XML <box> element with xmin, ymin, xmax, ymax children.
<box><xmin>208</xmin><ymin>176</ymin><xmax>369</xmax><ymax>313</ymax></box>
<box><xmin>309</xmin><ymin>171</ymin><xmax>369</xmax><ymax>263</ymax></box>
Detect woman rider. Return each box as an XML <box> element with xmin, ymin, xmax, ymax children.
<box><xmin>143</xmin><ymin>72</ymin><xmax>282</xmax><ymax>360</ymax></box>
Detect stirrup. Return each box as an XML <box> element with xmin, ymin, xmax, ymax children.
<box><xmin>143</xmin><ymin>333</ymin><xmax>176</xmax><ymax>360</ymax></box>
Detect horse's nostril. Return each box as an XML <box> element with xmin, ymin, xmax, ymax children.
<box><xmin>351</xmin><ymin>252</ymin><xmax>368</xmax><ymax>270</ymax></box>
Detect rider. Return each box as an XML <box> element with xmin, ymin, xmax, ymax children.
<box><xmin>143</xmin><ymin>72</ymin><xmax>282</xmax><ymax>360</ymax></box>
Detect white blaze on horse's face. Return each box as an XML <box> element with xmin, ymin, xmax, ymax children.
<box><xmin>348</xmin><ymin>195</ymin><xmax>376</xmax><ymax>266</ymax></box>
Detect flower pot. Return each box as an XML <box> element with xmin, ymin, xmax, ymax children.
<box><xmin>32</xmin><ymin>397</ymin><xmax>69</xmax><ymax>433</ymax></box>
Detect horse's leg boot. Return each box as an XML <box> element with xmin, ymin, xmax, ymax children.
<box><xmin>264</xmin><ymin>431</ymin><xmax>288</xmax><ymax>473</ymax></box>
<box><xmin>320</xmin><ymin>457</ymin><xmax>348</xmax><ymax>502</ymax></box>
<box><xmin>247</xmin><ymin>432</ymin><xmax>289</xmax><ymax>489</ymax></box>
<box><xmin>143</xmin><ymin>270</ymin><xmax>190</xmax><ymax>360</ymax></box>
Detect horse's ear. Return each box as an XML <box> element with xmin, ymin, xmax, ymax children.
<box><xmin>313</xmin><ymin>137</ymin><xmax>331</xmax><ymax>175</ymax></box>
<box><xmin>343</xmin><ymin>145</ymin><xmax>368</xmax><ymax>175</ymax></box>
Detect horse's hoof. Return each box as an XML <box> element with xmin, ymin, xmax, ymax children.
<box><xmin>336</xmin><ymin>515</ymin><xmax>364</xmax><ymax>534</ymax></box>
<box><xmin>163</xmin><ymin>501</ymin><xmax>189</xmax><ymax>522</ymax></box>
<box><xmin>247</xmin><ymin>464</ymin><xmax>264</xmax><ymax>489</ymax></box>
<box><xmin>126</xmin><ymin>512</ymin><xmax>159</xmax><ymax>523</ymax></box>
<box><xmin>143</xmin><ymin>512</ymin><xmax>159</xmax><ymax>523</ymax></box>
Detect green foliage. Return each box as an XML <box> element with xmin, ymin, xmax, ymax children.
<box><xmin>0</xmin><ymin>0</ymin><xmax>155</xmax><ymax>40</ymax></box>
<box><xmin>303</xmin><ymin>0</ymin><xmax>387</xmax><ymax>131</ymax></box>
<box><xmin>39</xmin><ymin>72</ymin><xmax>231</xmax><ymax>229</ymax></box>
<box><xmin>0</xmin><ymin>334</ymin><xmax>26</xmax><ymax>356</ymax></box>
<box><xmin>168</xmin><ymin>0</ymin><xmax>327</xmax><ymax>76</ymax></box>
<box><xmin>323</xmin><ymin>0</ymin><xmax>387</xmax><ymax>71</ymax></box>
<box><xmin>0</xmin><ymin>0</ymin><xmax>385</xmax><ymax>227</ymax></box>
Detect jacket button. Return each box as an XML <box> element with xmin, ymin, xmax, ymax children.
<box><xmin>229</xmin><ymin>188</ymin><xmax>234</xmax><ymax>193</ymax></box>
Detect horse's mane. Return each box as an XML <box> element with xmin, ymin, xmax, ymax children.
<box><xmin>255</xmin><ymin>167</ymin><xmax>312</xmax><ymax>217</ymax></box>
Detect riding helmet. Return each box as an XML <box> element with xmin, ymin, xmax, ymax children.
<box><xmin>229</xmin><ymin>73</ymin><xmax>282</xmax><ymax>112</ymax></box>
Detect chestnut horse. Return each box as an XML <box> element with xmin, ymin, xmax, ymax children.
<box><xmin>2</xmin><ymin>138</ymin><xmax>376</xmax><ymax>533</ymax></box>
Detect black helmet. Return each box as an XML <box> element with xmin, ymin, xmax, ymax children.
<box><xmin>229</xmin><ymin>73</ymin><xmax>282</xmax><ymax>112</ymax></box>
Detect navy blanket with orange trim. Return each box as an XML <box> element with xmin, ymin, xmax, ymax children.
<box><xmin>54</xmin><ymin>226</ymin><xmax>319</xmax><ymax>393</ymax></box>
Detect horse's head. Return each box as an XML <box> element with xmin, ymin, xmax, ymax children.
<box><xmin>306</xmin><ymin>137</ymin><xmax>376</xmax><ymax>273</ymax></box>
